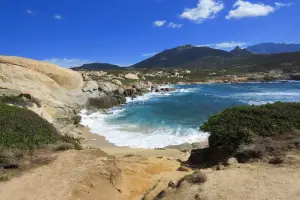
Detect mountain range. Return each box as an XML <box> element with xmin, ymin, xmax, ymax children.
<box><xmin>72</xmin><ymin>63</ymin><xmax>120</xmax><ymax>70</ymax></box>
<box><xmin>247</xmin><ymin>43</ymin><xmax>300</xmax><ymax>54</ymax></box>
<box><xmin>71</xmin><ymin>42</ymin><xmax>300</xmax><ymax>71</ymax></box>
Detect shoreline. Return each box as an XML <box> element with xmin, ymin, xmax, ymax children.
<box><xmin>79</xmin><ymin>79</ymin><xmax>299</xmax><ymax>151</ymax></box>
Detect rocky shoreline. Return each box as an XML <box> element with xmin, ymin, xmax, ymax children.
<box><xmin>1</xmin><ymin>56</ymin><xmax>300</xmax><ymax>200</ymax></box>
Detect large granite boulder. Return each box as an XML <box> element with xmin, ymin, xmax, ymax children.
<box><xmin>0</xmin><ymin>56</ymin><xmax>99</xmax><ymax>122</ymax></box>
<box><xmin>112</xmin><ymin>79</ymin><xmax>123</xmax><ymax>86</ymax></box>
<box><xmin>97</xmin><ymin>82</ymin><xmax>119</xmax><ymax>93</ymax></box>
<box><xmin>125</xmin><ymin>73</ymin><xmax>139</xmax><ymax>80</ymax></box>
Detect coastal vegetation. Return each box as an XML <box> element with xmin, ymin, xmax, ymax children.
<box><xmin>0</xmin><ymin>101</ymin><xmax>82</xmax><ymax>180</ymax></box>
<box><xmin>198</xmin><ymin>102</ymin><xmax>300</xmax><ymax>163</ymax></box>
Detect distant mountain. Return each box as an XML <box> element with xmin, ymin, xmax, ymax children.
<box><xmin>230</xmin><ymin>46</ymin><xmax>253</xmax><ymax>57</ymax></box>
<box><xmin>130</xmin><ymin>44</ymin><xmax>300</xmax><ymax>71</ymax></box>
<box><xmin>72</xmin><ymin>63</ymin><xmax>121</xmax><ymax>71</ymax></box>
<box><xmin>247</xmin><ymin>43</ymin><xmax>300</xmax><ymax>54</ymax></box>
<box><xmin>179</xmin><ymin>51</ymin><xmax>300</xmax><ymax>71</ymax></box>
<box><xmin>132</xmin><ymin>45</ymin><xmax>234</xmax><ymax>68</ymax></box>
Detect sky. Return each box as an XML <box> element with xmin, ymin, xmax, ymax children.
<box><xmin>0</xmin><ymin>0</ymin><xmax>299</xmax><ymax>67</ymax></box>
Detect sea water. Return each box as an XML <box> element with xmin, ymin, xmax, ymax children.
<box><xmin>81</xmin><ymin>81</ymin><xmax>300</xmax><ymax>148</ymax></box>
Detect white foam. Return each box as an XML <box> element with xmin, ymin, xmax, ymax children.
<box><xmin>80</xmin><ymin>110</ymin><xmax>208</xmax><ymax>148</ymax></box>
<box><xmin>235</xmin><ymin>91</ymin><xmax>300</xmax><ymax>97</ymax></box>
<box><xmin>240</xmin><ymin>100</ymin><xmax>275</xmax><ymax>105</ymax></box>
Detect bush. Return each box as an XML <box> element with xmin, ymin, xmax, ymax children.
<box><xmin>0</xmin><ymin>95</ymin><xmax>27</xmax><ymax>107</ymax></box>
<box><xmin>0</xmin><ymin>103</ymin><xmax>62</xmax><ymax>149</ymax></box>
<box><xmin>53</xmin><ymin>142</ymin><xmax>74</xmax><ymax>151</ymax></box>
<box><xmin>0</xmin><ymin>95</ymin><xmax>41</xmax><ymax>108</ymax></box>
<box><xmin>200</xmin><ymin>102</ymin><xmax>300</xmax><ymax>152</ymax></box>
<box><xmin>0</xmin><ymin>175</ymin><xmax>9</xmax><ymax>182</ymax></box>
<box><xmin>0</xmin><ymin>103</ymin><xmax>81</xmax><ymax>150</ymax></box>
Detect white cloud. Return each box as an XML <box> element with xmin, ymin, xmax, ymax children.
<box><xmin>168</xmin><ymin>22</ymin><xmax>183</xmax><ymax>28</ymax></box>
<box><xmin>180</xmin><ymin>0</ymin><xmax>224</xmax><ymax>23</ymax></box>
<box><xmin>54</xmin><ymin>15</ymin><xmax>62</xmax><ymax>20</ymax></box>
<box><xmin>43</xmin><ymin>58</ymin><xmax>93</xmax><ymax>68</ymax></box>
<box><xmin>226</xmin><ymin>0</ymin><xmax>277</xmax><ymax>19</ymax></box>
<box><xmin>142</xmin><ymin>53</ymin><xmax>158</xmax><ymax>57</ymax></box>
<box><xmin>275</xmin><ymin>2</ymin><xmax>293</xmax><ymax>8</ymax></box>
<box><xmin>26</xmin><ymin>10</ymin><xmax>35</xmax><ymax>15</ymax></box>
<box><xmin>197</xmin><ymin>41</ymin><xmax>247</xmax><ymax>49</ymax></box>
<box><xmin>153</xmin><ymin>20</ymin><xmax>166</xmax><ymax>27</ymax></box>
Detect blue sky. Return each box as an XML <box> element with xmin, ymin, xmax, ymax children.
<box><xmin>0</xmin><ymin>0</ymin><xmax>299</xmax><ymax>67</ymax></box>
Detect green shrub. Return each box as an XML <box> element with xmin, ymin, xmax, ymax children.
<box><xmin>0</xmin><ymin>96</ymin><xmax>27</xmax><ymax>106</ymax></box>
<box><xmin>200</xmin><ymin>102</ymin><xmax>300</xmax><ymax>152</ymax></box>
<box><xmin>0</xmin><ymin>103</ymin><xmax>81</xmax><ymax>151</ymax></box>
<box><xmin>0</xmin><ymin>103</ymin><xmax>62</xmax><ymax>149</ymax></box>
<box><xmin>0</xmin><ymin>175</ymin><xmax>9</xmax><ymax>182</ymax></box>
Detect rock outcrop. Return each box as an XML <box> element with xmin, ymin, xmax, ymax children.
<box><xmin>0</xmin><ymin>56</ymin><xmax>96</xmax><ymax>123</ymax></box>
<box><xmin>125</xmin><ymin>73</ymin><xmax>139</xmax><ymax>80</ymax></box>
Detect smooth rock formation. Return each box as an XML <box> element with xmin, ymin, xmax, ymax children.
<box><xmin>125</xmin><ymin>73</ymin><xmax>139</xmax><ymax>80</ymax></box>
<box><xmin>97</xmin><ymin>81</ymin><xmax>119</xmax><ymax>93</ymax></box>
<box><xmin>0</xmin><ymin>56</ymin><xmax>98</xmax><ymax>123</ymax></box>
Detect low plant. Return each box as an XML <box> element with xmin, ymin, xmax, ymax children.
<box><xmin>201</xmin><ymin>102</ymin><xmax>300</xmax><ymax>152</ymax></box>
<box><xmin>0</xmin><ymin>175</ymin><xmax>9</xmax><ymax>182</ymax></box>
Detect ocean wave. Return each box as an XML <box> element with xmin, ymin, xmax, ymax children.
<box><xmin>80</xmin><ymin>110</ymin><xmax>208</xmax><ymax>148</ymax></box>
<box><xmin>125</xmin><ymin>86</ymin><xmax>200</xmax><ymax>103</ymax></box>
<box><xmin>235</xmin><ymin>91</ymin><xmax>300</xmax><ymax>97</ymax></box>
<box><xmin>240</xmin><ymin>100</ymin><xmax>275</xmax><ymax>105</ymax></box>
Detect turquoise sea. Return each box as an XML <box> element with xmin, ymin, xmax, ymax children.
<box><xmin>81</xmin><ymin>81</ymin><xmax>300</xmax><ymax>148</ymax></box>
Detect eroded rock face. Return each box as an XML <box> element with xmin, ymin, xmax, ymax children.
<box><xmin>0</xmin><ymin>56</ymin><xmax>98</xmax><ymax>123</ymax></box>
<box><xmin>98</xmin><ymin>82</ymin><xmax>119</xmax><ymax>93</ymax></box>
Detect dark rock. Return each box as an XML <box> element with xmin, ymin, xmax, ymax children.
<box><xmin>124</xmin><ymin>88</ymin><xmax>136</xmax><ymax>97</ymax></box>
<box><xmin>188</xmin><ymin>147</ymin><xmax>231</xmax><ymax>168</ymax></box>
<box><xmin>191</xmin><ymin>142</ymin><xmax>209</xmax><ymax>149</ymax></box>
<box><xmin>177</xmin><ymin>166</ymin><xmax>191</xmax><ymax>172</ymax></box>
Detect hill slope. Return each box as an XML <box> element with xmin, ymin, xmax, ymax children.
<box><xmin>131</xmin><ymin>44</ymin><xmax>300</xmax><ymax>71</ymax></box>
<box><xmin>132</xmin><ymin>45</ymin><xmax>234</xmax><ymax>68</ymax></box>
<box><xmin>247</xmin><ymin>43</ymin><xmax>300</xmax><ymax>54</ymax></box>
<box><xmin>72</xmin><ymin>63</ymin><xmax>121</xmax><ymax>71</ymax></box>
<box><xmin>230</xmin><ymin>46</ymin><xmax>253</xmax><ymax>57</ymax></box>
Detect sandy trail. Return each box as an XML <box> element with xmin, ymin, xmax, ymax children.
<box><xmin>0</xmin><ymin>149</ymin><xmax>184</xmax><ymax>200</ymax></box>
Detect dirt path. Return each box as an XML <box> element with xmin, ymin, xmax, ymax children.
<box><xmin>0</xmin><ymin>149</ymin><xmax>183</xmax><ymax>200</ymax></box>
<box><xmin>1</xmin><ymin>150</ymin><xmax>300</xmax><ymax>200</ymax></box>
